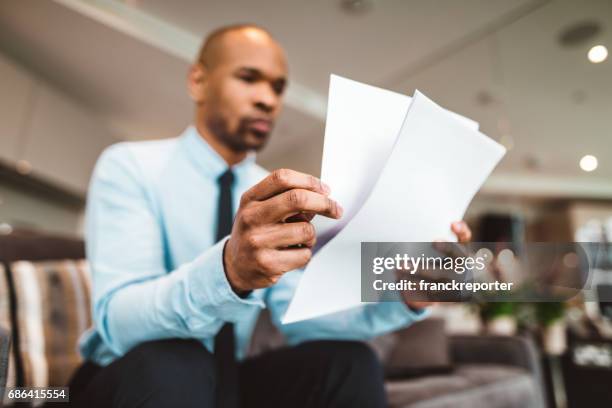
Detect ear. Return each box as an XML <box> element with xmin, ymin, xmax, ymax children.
<box><xmin>187</xmin><ymin>63</ymin><xmax>208</xmax><ymax>104</ymax></box>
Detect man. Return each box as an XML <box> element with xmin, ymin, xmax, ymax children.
<box><xmin>70</xmin><ymin>24</ymin><xmax>471</xmax><ymax>407</ymax></box>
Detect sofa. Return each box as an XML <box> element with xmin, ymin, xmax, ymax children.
<box><xmin>0</xmin><ymin>326</ymin><xmax>9</xmax><ymax>404</ymax></box>
<box><xmin>0</xmin><ymin>230</ymin><xmax>546</xmax><ymax>407</ymax></box>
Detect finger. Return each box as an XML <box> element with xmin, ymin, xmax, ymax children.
<box><xmin>272</xmin><ymin>247</ymin><xmax>313</xmax><ymax>273</ymax></box>
<box><xmin>250</xmin><ymin>247</ymin><xmax>312</xmax><ymax>287</ymax></box>
<box><xmin>242</xmin><ymin>169</ymin><xmax>330</xmax><ymax>203</ymax></box>
<box><xmin>259</xmin><ymin>189</ymin><xmax>342</xmax><ymax>223</ymax></box>
<box><xmin>451</xmin><ymin>221</ymin><xmax>472</xmax><ymax>243</ymax></box>
<box><xmin>284</xmin><ymin>212</ymin><xmax>315</xmax><ymax>223</ymax></box>
<box><xmin>406</xmin><ymin>301</ymin><xmax>436</xmax><ymax>310</ymax></box>
<box><xmin>254</xmin><ymin>222</ymin><xmax>317</xmax><ymax>249</ymax></box>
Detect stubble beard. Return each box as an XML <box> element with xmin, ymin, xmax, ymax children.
<box><xmin>206</xmin><ymin>115</ymin><xmax>269</xmax><ymax>153</ymax></box>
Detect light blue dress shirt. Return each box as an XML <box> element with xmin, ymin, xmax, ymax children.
<box><xmin>80</xmin><ymin>126</ymin><xmax>426</xmax><ymax>365</ymax></box>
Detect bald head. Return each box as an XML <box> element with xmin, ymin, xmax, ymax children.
<box><xmin>188</xmin><ymin>24</ymin><xmax>288</xmax><ymax>157</ymax></box>
<box><xmin>198</xmin><ymin>24</ymin><xmax>283</xmax><ymax>70</ymax></box>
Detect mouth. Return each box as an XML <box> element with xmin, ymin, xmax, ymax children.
<box><xmin>246</xmin><ymin>118</ymin><xmax>273</xmax><ymax>136</ymax></box>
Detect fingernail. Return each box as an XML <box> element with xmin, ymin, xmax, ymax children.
<box><xmin>321</xmin><ymin>182</ymin><xmax>331</xmax><ymax>194</ymax></box>
<box><xmin>336</xmin><ymin>202</ymin><xmax>344</xmax><ymax>217</ymax></box>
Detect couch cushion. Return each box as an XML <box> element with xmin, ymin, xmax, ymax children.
<box><xmin>0</xmin><ymin>326</ymin><xmax>10</xmax><ymax>401</ymax></box>
<box><xmin>1</xmin><ymin>264</ymin><xmax>16</xmax><ymax>408</ymax></box>
<box><xmin>0</xmin><ymin>232</ymin><xmax>85</xmax><ymax>263</ymax></box>
<box><xmin>0</xmin><ymin>264</ymin><xmax>15</xmax><ymax>387</ymax></box>
<box><xmin>386</xmin><ymin>364</ymin><xmax>540</xmax><ymax>408</ymax></box>
<box><xmin>9</xmin><ymin>260</ymin><xmax>91</xmax><ymax>387</ymax></box>
<box><xmin>384</xmin><ymin>318</ymin><xmax>452</xmax><ymax>378</ymax></box>
<box><xmin>0</xmin><ymin>263</ymin><xmax>11</xmax><ymax>341</ymax></box>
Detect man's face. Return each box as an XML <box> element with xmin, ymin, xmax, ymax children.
<box><xmin>195</xmin><ymin>29</ymin><xmax>288</xmax><ymax>152</ymax></box>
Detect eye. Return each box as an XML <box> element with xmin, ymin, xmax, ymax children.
<box><xmin>272</xmin><ymin>80</ymin><xmax>286</xmax><ymax>95</ymax></box>
<box><xmin>237</xmin><ymin>72</ymin><xmax>257</xmax><ymax>84</ymax></box>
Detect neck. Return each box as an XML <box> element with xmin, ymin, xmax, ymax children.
<box><xmin>195</xmin><ymin>122</ymin><xmax>247</xmax><ymax>167</ymax></box>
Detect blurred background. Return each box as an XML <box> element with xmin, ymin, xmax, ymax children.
<box><xmin>0</xmin><ymin>0</ymin><xmax>610</xmax><ymax>238</ymax></box>
<box><xmin>0</xmin><ymin>1</ymin><xmax>611</xmax><ymax>407</ymax></box>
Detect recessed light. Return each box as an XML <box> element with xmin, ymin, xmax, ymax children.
<box><xmin>340</xmin><ymin>0</ymin><xmax>373</xmax><ymax>14</ymax></box>
<box><xmin>15</xmin><ymin>159</ymin><xmax>32</xmax><ymax>175</ymax></box>
<box><xmin>588</xmin><ymin>45</ymin><xmax>608</xmax><ymax>63</ymax></box>
<box><xmin>580</xmin><ymin>154</ymin><xmax>598</xmax><ymax>172</ymax></box>
<box><xmin>0</xmin><ymin>223</ymin><xmax>13</xmax><ymax>235</ymax></box>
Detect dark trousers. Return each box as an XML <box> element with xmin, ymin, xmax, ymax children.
<box><xmin>66</xmin><ymin>339</ymin><xmax>388</xmax><ymax>408</ymax></box>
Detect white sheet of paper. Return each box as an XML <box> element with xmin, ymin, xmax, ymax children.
<box><xmin>312</xmin><ymin>75</ymin><xmax>413</xmax><ymax>244</ymax></box>
<box><xmin>314</xmin><ymin>75</ymin><xmax>479</xmax><ymax>248</ymax></box>
<box><xmin>282</xmin><ymin>89</ymin><xmax>505</xmax><ymax>324</ymax></box>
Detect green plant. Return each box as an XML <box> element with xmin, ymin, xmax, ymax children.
<box><xmin>479</xmin><ymin>302</ymin><xmax>515</xmax><ymax>321</ymax></box>
<box><xmin>535</xmin><ymin>302</ymin><xmax>565</xmax><ymax>327</ymax></box>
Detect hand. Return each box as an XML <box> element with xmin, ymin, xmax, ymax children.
<box><xmin>402</xmin><ymin>220</ymin><xmax>472</xmax><ymax>310</ymax></box>
<box><xmin>224</xmin><ymin>169</ymin><xmax>343</xmax><ymax>293</ymax></box>
<box><xmin>450</xmin><ymin>220</ymin><xmax>472</xmax><ymax>244</ymax></box>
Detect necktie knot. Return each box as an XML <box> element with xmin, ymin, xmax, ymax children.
<box><xmin>218</xmin><ymin>169</ymin><xmax>234</xmax><ymax>188</ymax></box>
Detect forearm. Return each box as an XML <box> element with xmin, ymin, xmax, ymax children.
<box><xmin>269</xmin><ymin>272</ymin><xmax>428</xmax><ymax>344</ymax></box>
<box><xmin>282</xmin><ymin>302</ymin><xmax>428</xmax><ymax>345</ymax></box>
<box><xmin>94</xmin><ymin>239</ymin><xmax>264</xmax><ymax>355</ymax></box>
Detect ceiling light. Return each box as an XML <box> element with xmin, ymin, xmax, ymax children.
<box><xmin>0</xmin><ymin>223</ymin><xmax>13</xmax><ymax>235</ymax></box>
<box><xmin>340</xmin><ymin>0</ymin><xmax>373</xmax><ymax>14</ymax></box>
<box><xmin>580</xmin><ymin>154</ymin><xmax>598</xmax><ymax>172</ymax></box>
<box><xmin>588</xmin><ymin>45</ymin><xmax>608</xmax><ymax>63</ymax></box>
<box><xmin>15</xmin><ymin>159</ymin><xmax>32</xmax><ymax>175</ymax></box>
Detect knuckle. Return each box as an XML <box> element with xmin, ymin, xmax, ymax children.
<box><xmin>272</xmin><ymin>168</ymin><xmax>291</xmax><ymax>187</ymax></box>
<box><xmin>300</xmin><ymin>222</ymin><xmax>315</xmax><ymax>241</ymax></box>
<box><xmin>287</xmin><ymin>189</ymin><xmax>305</xmax><ymax>208</ymax></box>
<box><xmin>239</xmin><ymin>191</ymin><xmax>251</xmax><ymax>207</ymax></box>
<box><xmin>244</xmin><ymin>232</ymin><xmax>260</xmax><ymax>249</ymax></box>
<box><xmin>254</xmin><ymin>251</ymin><xmax>271</xmax><ymax>271</ymax></box>
<box><xmin>241</xmin><ymin>207</ymin><xmax>258</xmax><ymax>227</ymax></box>
<box><xmin>308</xmin><ymin>175</ymin><xmax>319</xmax><ymax>190</ymax></box>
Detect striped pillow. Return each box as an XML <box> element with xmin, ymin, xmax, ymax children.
<box><xmin>9</xmin><ymin>260</ymin><xmax>91</xmax><ymax>387</ymax></box>
<box><xmin>1</xmin><ymin>263</ymin><xmax>16</xmax><ymax>404</ymax></box>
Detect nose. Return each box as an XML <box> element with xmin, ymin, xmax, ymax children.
<box><xmin>253</xmin><ymin>84</ymin><xmax>278</xmax><ymax>114</ymax></box>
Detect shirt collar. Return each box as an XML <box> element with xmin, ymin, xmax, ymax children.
<box><xmin>180</xmin><ymin>125</ymin><xmax>257</xmax><ymax>181</ymax></box>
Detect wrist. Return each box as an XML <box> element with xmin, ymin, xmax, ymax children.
<box><xmin>222</xmin><ymin>239</ymin><xmax>251</xmax><ymax>297</ymax></box>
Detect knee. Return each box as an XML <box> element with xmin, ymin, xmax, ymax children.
<box><xmin>307</xmin><ymin>340</ymin><xmax>384</xmax><ymax>379</ymax></box>
<box><xmin>126</xmin><ymin>339</ymin><xmax>216</xmax><ymax>403</ymax></box>
<box><xmin>130</xmin><ymin>338</ymin><xmax>215</xmax><ymax>380</ymax></box>
<box><xmin>328</xmin><ymin>341</ymin><xmax>383</xmax><ymax>377</ymax></box>
<box><xmin>304</xmin><ymin>341</ymin><xmax>387</xmax><ymax>407</ymax></box>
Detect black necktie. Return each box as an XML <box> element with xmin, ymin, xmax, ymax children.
<box><xmin>214</xmin><ymin>169</ymin><xmax>239</xmax><ymax>408</ymax></box>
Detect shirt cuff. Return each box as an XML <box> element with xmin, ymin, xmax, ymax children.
<box><xmin>187</xmin><ymin>237</ymin><xmax>264</xmax><ymax>321</ymax></box>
